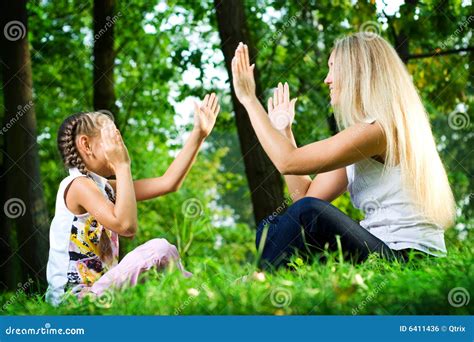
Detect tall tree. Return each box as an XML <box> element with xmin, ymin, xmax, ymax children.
<box><xmin>214</xmin><ymin>0</ymin><xmax>285</xmax><ymax>224</ymax></box>
<box><xmin>93</xmin><ymin>0</ymin><xmax>117</xmax><ymax>116</ymax></box>
<box><xmin>0</xmin><ymin>0</ymin><xmax>49</xmax><ymax>290</ymax></box>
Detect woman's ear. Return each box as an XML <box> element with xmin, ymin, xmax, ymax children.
<box><xmin>76</xmin><ymin>135</ymin><xmax>92</xmax><ymax>157</ymax></box>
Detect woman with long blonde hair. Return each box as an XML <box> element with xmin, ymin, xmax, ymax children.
<box><xmin>231</xmin><ymin>33</ymin><xmax>455</xmax><ymax>269</ymax></box>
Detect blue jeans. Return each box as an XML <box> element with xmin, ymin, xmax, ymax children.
<box><xmin>256</xmin><ymin>197</ymin><xmax>403</xmax><ymax>269</ymax></box>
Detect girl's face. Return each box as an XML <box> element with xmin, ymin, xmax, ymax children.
<box><xmin>324</xmin><ymin>52</ymin><xmax>337</xmax><ymax>105</ymax></box>
<box><xmin>76</xmin><ymin>122</ymin><xmax>116</xmax><ymax>177</ymax></box>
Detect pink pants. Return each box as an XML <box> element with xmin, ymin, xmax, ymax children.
<box><xmin>88</xmin><ymin>238</ymin><xmax>192</xmax><ymax>296</ymax></box>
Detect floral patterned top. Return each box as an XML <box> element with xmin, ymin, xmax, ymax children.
<box><xmin>46</xmin><ymin>168</ymin><xmax>119</xmax><ymax>305</ymax></box>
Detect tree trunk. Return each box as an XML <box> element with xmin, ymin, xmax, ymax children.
<box><xmin>93</xmin><ymin>0</ymin><xmax>117</xmax><ymax>117</ymax></box>
<box><xmin>214</xmin><ymin>0</ymin><xmax>285</xmax><ymax>225</ymax></box>
<box><xmin>0</xmin><ymin>0</ymin><xmax>49</xmax><ymax>290</ymax></box>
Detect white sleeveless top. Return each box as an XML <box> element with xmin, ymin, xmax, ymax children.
<box><xmin>346</xmin><ymin>158</ymin><xmax>446</xmax><ymax>256</ymax></box>
<box><xmin>46</xmin><ymin>168</ymin><xmax>119</xmax><ymax>306</ymax></box>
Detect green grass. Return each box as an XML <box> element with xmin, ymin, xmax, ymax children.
<box><xmin>1</xmin><ymin>218</ymin><xmax>472</xmax><ymax>315</ymax></box>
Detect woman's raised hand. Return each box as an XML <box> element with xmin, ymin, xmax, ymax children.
<box><xmin>268</xmin><ymin>82</ymin><xmax>297</xmax><ymax>132</ymax></box>
<box><xmin>101</xmin><ymin>124</ymin><xmax>130</xmax><ymax>170</ymax></box>
<box><xmin>193</xmin><ymin>93</ymin><xmax>220</xmax><ymax>138</ymax></box>
<box><xmin>231</xmin><ymin>42</ymin><xmax>256</xmax><ymax>105</ymax></box>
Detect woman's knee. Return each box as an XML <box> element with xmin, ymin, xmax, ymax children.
<box><xmin>287</xmin><ymin>196</ymin><xmax>330</xmax><ymax>217</ymax></box>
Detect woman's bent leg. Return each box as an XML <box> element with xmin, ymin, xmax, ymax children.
<box><xmin>256</xmin><ymin>197</ymin><xmax>395</xmax><ymax>269</ymax></box>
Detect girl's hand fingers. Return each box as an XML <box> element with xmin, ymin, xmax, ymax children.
<box><xmin>215</xmin><ymin>104</ymin><xmax>220</xmax><ymax>116</ymax></box>
<box><xmin>102</xmin><ymin>125</ymin><xmax>113</xmax><ymax>143</ymax></box>
<box><xmin>203</xmin><ymin>94</ymin><xmax>210</xmax><ymax>108</ymax></box>
<box><xmin>208</xmin><ymin>93</ymin><xmax>216</xmax><ymax>112</ymax></box>
<box><xmin>211</xmin><ymin>94</ymin><xmax>218</xmax><ymax>113</ymax></box>
<box><xmin>115</xmin><ymin>129</ymin><xmax>123</xmax><ymax>144</ymax></box>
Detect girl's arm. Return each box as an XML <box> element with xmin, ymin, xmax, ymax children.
<box><xmin>117</xmin><ymin>93</ymin><xmax>220</xmax><ymax>201</ymax></box>
<box><xmin>281</xmin><ymin>129</ymin><xmax>312</xmax><ymax>201</ymax></box>
<box><xmin>305</xmin><ymin>168</ymin><xmax>348</xmax><ymax>202</ymax></box>
<box><xmin>66</xmin><ymin>125</ymin><xmax>137</xmax><ymax>237</ymax></box>
<box><xmin>278</xmin><ymin>128</ymin><xmax>348</xmax><ymax>202</ymax></box>
<box><xmin>231</xmin><ymin>43</ymin><xmax>385</xmax><ymax>176</ymax></box>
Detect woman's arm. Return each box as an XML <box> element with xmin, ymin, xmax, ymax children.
<box><xmin>117</xmin><ymin>93</ymin><xmax>220</xmax><ymax>201</ymax></box>
<box><xmin>232</xmin><ymin>43</ymin><xmax>385</xmax><ymax>176</ymax></box>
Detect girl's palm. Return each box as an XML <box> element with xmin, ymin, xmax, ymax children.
<box><xmin>194</xmin><ymin>93</ymin><xmax>220</xmax><ymax>137</ymax></box>
<box><xmin>101</xmin><ymin>124</ymin><xmax>130</xmax><ymax>169</ymax></box>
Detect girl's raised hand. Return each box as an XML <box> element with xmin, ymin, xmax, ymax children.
<box><xmin>101</xmin><ymin>124</ymin><xmax>130</xmax><ymax>170</ymax></box>
<box><xmin>193</xmin><ymin>93</ymin><xmax>220</xmax><ymax>138</ymax></box>
<box><xmin>231</xmin><ymin>42</ymin><xmax>256</xmax><ymax>106</ymax></box>
<box><xmin>268</xmin><ymin>82</ymin><xmax>297</xmax><ymax>132</ymax></box>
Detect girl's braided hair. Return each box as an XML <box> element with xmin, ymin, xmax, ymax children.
<box><xmin>57</xmin><ymin>111</ymin><xmax>115</xmax><ymax>261</ymax></box>
<box><xmin>57</xmin><ymin>112</ymin><xmax>113</xmax><ymax>174</ymax></box>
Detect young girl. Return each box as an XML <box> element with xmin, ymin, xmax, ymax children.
<box><xmin>46</xmin><ymin>94</ymin><xmax>220</xmax><ymax>305</ymax></box>
<box><xmin>231</xmin><ymin>34</ymin><xmax>455</xmax><ymax>269</ymax></box>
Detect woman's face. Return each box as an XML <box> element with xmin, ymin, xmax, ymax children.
<box><xmin>324</xmin><ymin>52</ymin><xmax>337</xmax><ymax>105</ymax></box>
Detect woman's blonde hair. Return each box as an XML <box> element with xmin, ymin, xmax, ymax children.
<box><xmin>332</xmin><ymin>32</ymin><xmax>455</xmax><ymax>229</ymax></box>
